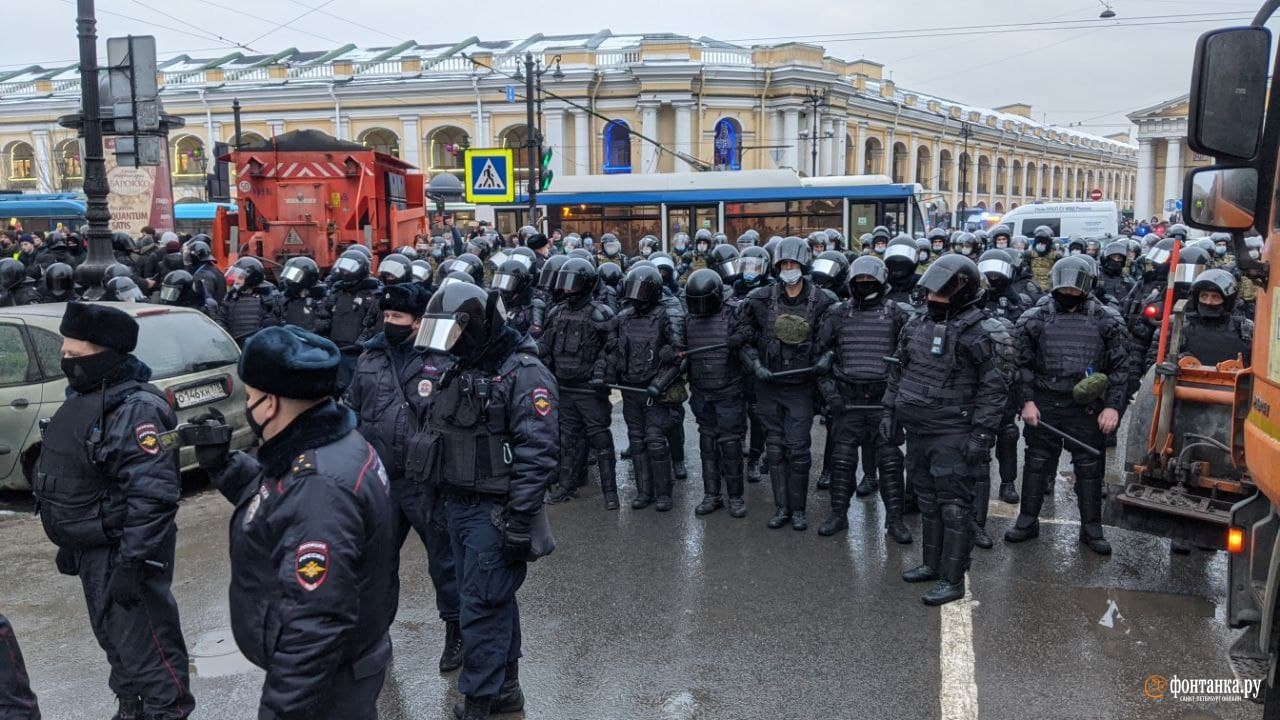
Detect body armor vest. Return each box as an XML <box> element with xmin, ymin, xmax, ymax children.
<box><xmin>1184</xmin><ymin>315</ymin><xmax>1249</xmax><ymax>366</ymax></box>
<box><xmin>282</xmin><ymin>295</ymin><xmax>319</xmax><ymax>332</ymax></box>
<box><xmin>835</xmin><ymin>302</ymin><xmax>898</xmax><ymax>383</ymax></box>
<box><xmin>430</xmin><ymin>368</ymin><xmax>513</xmax><ymax>497</ymax></box>
<box><xmin>686</xmin><ymin>310</ymin><xmax>733</xmax><ymax>391</ymax></box>
<box><xmin>224</xmin><ymin>291</ymin><xmax>270</xmax><ymax>341</ymax></box>
<box><xmin>549</xmin><ymin>301</ymin><xmax>606</xmax><ymax>384</ymax></box>
<box><xmin>329</xmin><ymin>287</ymin><xmax>373</xmax><ymax>346</ymax></box>
<box><xmin>1033</xmin><ymin>305</ymin><xmax>1106</xmax><ymax>396</ymax></box>
<box><xmin>762</xmin><ymin>283</ymin><xmax>822</xmax><ymax>374</ymax></box>
<box><xmin>896</xmin><ymin>309</ymin><xmax>983</xmax><ymax>408</ymax></box>
<box><xmin>618</xmin><ymin>306</ymin><xmax>664</xmax><ymax>384</ymax></box>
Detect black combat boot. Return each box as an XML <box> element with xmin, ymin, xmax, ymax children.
<box><xmin>1076</xmin><ymin>475</ymin><xmax>1112</xmax><ymax>556</ymax></box>
<box><xmin>856</xmin><ymin>443</ymin><xmax>879</xmax><ymax>497</ymax></box>
<box><xmin>630</xmin><ymin>453</ymin><xmax>654</xmax><ymax>510</ymax></box>
<box><xmin>439</xmin><ymin>619</ymin><xmax>463</xmax><ymax>672</ymax></box>
<box><xmin>878</xmin><ymin>449</ymin><xmax>913</xmax><ymax>544</ymax></box>
<box><xmin>493</xmin><ymin>660</ymin><xmax>525</xmax><ymax>713</ymax></box>
<box><xmin>997</xmin><ymin>424</ymin><xmax>1021</xmax><ymax>504</ymax></box>
<box><xmin>453</xmin><ymin>695</ymin><xmax>493</xmax><ymax>720</ymax></box>
<box><xmin>650</xmin><ymin>442</ymin><xmax>675</xmax><ymax>512</ymax></box>
<box><xmin>112</xmin><ymin>696</ymin><xmax>143</xmax><ymax>720</ymax></box>
<box><xmin>1004</xmin><ymin>457</ymin><xmax>1052</xmax><ymax>543</ymax></box>
<box><xmin>766</xmin><ymin>449</ymin><xmax>790</xmax><ymax>529</ymax></box>
<box><xmin>546</xmin><ymin>463</ymin><xmax>577</xmax><ymax>504</ymax></box>
<box><xmin>903</xmin><ymin>494</ymin><xmax>941</xmax><ymax>582</ymax></box>
<box><xmin>746</xmin><ymin>451</ymin><xmax>762</xmax><ymax>484</ymax></box>
<box><xmin>599</xmin><ymin>452</ymin><xmax>619</xmax><ymax>510</ymax></box>
<box><xmin>923</xmin><ymin>504</ymin><xmax>971</xmax><ymax>606</ymax></box>
<box><xmin>694</xmin><ymin>435</ymin><xmax>724</xmax><ymax>516</ymax></box>
<box><xmin>816</xmin><ymin>469</ymin><xmax>831</xmax><ymax>490</ymax></box>
<box><xmin>972</xmin><ymin>473</ymin><xmax>993</xmax><ymax>550</ymax></box>
<box><xmin>788</xmin><ymin>458</ymin><xmax>811</xmax><ymax>531</ymax></box>
<box><xmin>818</xmin><ymin>466</ymin><xmax>853</xmax><ymax>536</ymax></box>
<box><xmin>621</xmin><ymin>444</ymin><xmax>634</xmax><ymax>460</ymax></box>
<box><xmin>720</xmin><ymin>438</ymin><xmax>747</xmax><ymax>518</ymax></box>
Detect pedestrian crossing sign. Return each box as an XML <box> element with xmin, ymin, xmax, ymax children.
<box><xmin>464</xmin><ymin>148</ymin><xmax>516</xmax><ymax>203</ymax></box>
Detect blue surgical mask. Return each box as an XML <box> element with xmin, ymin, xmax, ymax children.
<box><xmin>779</xmin><ymin>268</ymin><xmax>802</xmax><ymax>285</ymax></box>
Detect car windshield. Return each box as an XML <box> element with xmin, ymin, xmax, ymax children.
<box><xmin>134</xmin><ymin>312</ymin><xmax>239</xmax><ymax>380</ymax></box>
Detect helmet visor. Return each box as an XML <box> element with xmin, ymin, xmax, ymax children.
<box><xmin>334</xmin><ymin>257</ymin><xmax>361</xmax><ymax>275</ymax></box>
<box><xmin>225</xmin><ymin>267</ymin><xmax>247</xmax><ymax>288</ymax></box>
<box><xmin>490</xmin><ymin>272</ymin><xmax>520</xmax><ymax>293</ymax></box>
<box><xmin>415</xmin><ymin>315</ymin><xmax>465</xmax><ymax>352</ymax></box>
<box><xmin>489</xmin><ymin>250</ymin><xmax>509</xmax><ymax>268</ymax></box>
<box><xmin>604</xmin><ymin>241</ymin><xmax>621</xmax><ymax>255</ymax></box>
<box><xmin>1051</xmin><ymin>265</ymin><xmax>1094</xmax><ymax>292</ymax></box>
<box><xmin>117</xmin><ymin>286</ymin><xmax>145</xmax><ymax>302</ymax></box>
<box><xmin>1172</xmin><ymin>263</ymin><xmax>1203</xmax><ymax>286</ymax></box>
<box><xmin>280</xmin><ymin>266</ymin><xmax>306</xmax><ymax>284</ymax></box>
<box><xmin>410</xmin><ymin>264</ymin><xmax>431</xmax><ymax>283</ymax></box>
<box><xmin>739</xmin><ymin>256</ymin><xmax>764</xmax><ymax>278</ymax></box>
<box><xmin>884</xmin><ymin>244</ymin><xmax>916</xmax><ymax>264</ymax></box>
<box><xmin>686</xmin><ymin>292</ymin><xmax>721</xmax><ymax>316</ymax></box>
<box><xmin>977</xmin><ymin>258</ymin><xmax>1013</xmax><ymax>279</ymax></box>
<box><xmin>552</xmin><ymin>272</ymin><xmax>587</xmax><ymax>293</ymax></box>
<box><xmin>716</xmin><ymin>259</ymin><xmax>741</xmax><ymax>279</ymax></box>
<box><xmin>380</xmin><ymin>260</ymin><xmax>408</xmax><ymax>280</ymax></box>
<box><xmin>160</xmin><ymin>285</ymin><xmax>181</xmax><ymax>303</ymax></box>
<box><xmin>507</xmin><ymin>254</ymin><xmax>534</xmax><ymax>273</ymax></box>
<box><xmin>1144</xmin><ymin>246</ymin><xmax>1172</xmax><ymax>265</ymax></box>
<box><xmin>810</xmin><ymin>258</ymin><xmax>840</xmax><ymax>278</ymax></box>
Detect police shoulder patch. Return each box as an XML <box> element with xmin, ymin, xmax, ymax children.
<box><xmin>295</xmin><ymin>541</ymin><xmax>329</xmax><ymax>591</ymax></box>
<box><xmin>134</xmin><ymin>423</ymin><xmax>161</xmax><ymax>456</ymax></box>
<box><xmin>417</xmin><ymin>379</ymin><xmax>434</xmax><ymax>397</ymax></box>
<box><xmin>532</xmin><ymin>387</ymin><xmax>552</xmax><ymax>417</ymax></box>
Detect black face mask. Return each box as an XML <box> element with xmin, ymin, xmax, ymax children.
<box><xmin>1053</xmin><ymin>291</ymin><xmax>1086</xmax><ymax>311</ymax></box>
<box><xmin>926</xmin><ymin>300</ymin><xmax>951</xmax><ymax>321</ymax></box>
<box><xmin>1102</xmin><ymin>259</ymin><xmax>1125</xmax><ymax>276</ymax></box>
<box><xmin>1197</xmin><ymin>303</ymin><xmax>1226</xmax><ymax>319</ymax></box>
<box><xmin>61</xmin><ymin>350</ymin><xmax>126</xmax><ymax>393</ymax></box>
<box><xmin>245</xmin><ymin>395</ymin><xmax>270</xmax><ymax>439</ymax></box>
<box><xmin>384</xmin><ymin>322</ymin><xmax>414</xmax><ymax>347</ymax></box>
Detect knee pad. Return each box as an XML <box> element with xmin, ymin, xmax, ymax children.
<box><xmin>1073</xmin><ymin>456</ymin><xmax>1104</xmax><ymax>483</ymax></box>
<box><xmin>717</xmin><ymin>437</ymin><xmax>743</xmax><ymax>464</ymax></box>
<box><xmin>646</xmin><ymin>438</ymin><xmax>671</xmax><ymax>462</ymax></box>
<box><xmin>829</xmin><ymin>442</ymin><xmax>858</xmax><ymax>476</ymax></box>
<box><xmin>588</xmin><ymin>431</ymin><xmax>615</xmax><ymax>453</ymax></box>
<box><xmin>1024</xmin><ymin>446</ymin><xmax>1057</xmax><ymax>476</ymax></box>
<box><xmin>876</xmin><ymin>443</ymin><xmax>904</xmax><ymax>475</ymax></box>
<box><xmin>766</xmin><ymin>442</ymin><xmax>785</xmax><ymax>466</ymax></box>
<box><xmin>999</xmin><ymin>423</ymin><xmax>1020</xmax><ymax>446</ymax></box>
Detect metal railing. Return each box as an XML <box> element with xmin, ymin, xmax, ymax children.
<box><xmin>596</xmin><ymin>50</ymin><xmax>640</xmax><ymax>67</ymax></box>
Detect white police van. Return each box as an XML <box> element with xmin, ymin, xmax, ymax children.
<box><xmin>1000</xmin><ymin>201</ymin><xmax>1119</xmax><ymax>238</ymax></box>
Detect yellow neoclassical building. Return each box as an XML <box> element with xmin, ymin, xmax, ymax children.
<box><xmin>0</xmin><ymin>31</ymin><xmax>1137</xmax><ymax>224</ymax></box>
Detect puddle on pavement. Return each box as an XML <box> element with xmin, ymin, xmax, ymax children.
<box><xmin>190</xmin><ymin>627</ymin><xmax>257</xmax><ymax>677</ymax></box>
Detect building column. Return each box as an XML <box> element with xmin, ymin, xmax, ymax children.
<box><xmin>1004</xmin><ymin>155</ymin><xmax>1015</xmax><ymax>207</ymax></box>
<box><xmin>545</xmin><ymin>106</ymin><xmax>566</xmax><ymax>180</ymax></box>
<box><xmin>907</xmin><ymin>132</ymin><xmax>921</xmax><ymax>184</ymax></box>
<box><xmin>820</xmin><ymin>117</ymin><xmax>836</xmax><ymax>176</ymax></box>
<box><xmin>32</xmin><ymin>130</ymin><xmax>53</xmax><ymax>194</ymax></box>
<box><xmin>782</xmin><ymin>107</ymin><xmax>801</xmax><ymax>172</ymax></box>
<box><xmin>1135</xmin><ymin>137</ymin><xmax>1156</xmax><ymax>221</ymax></box>
<box><xmin>572</xmin><ymin>110</ymin><xmax>589</xmax><ymax>175</ymax></box>
<box><xmin>673</xmin><ymin>101</ymin><xmax>693</xmax><ymax>173</ymax></box>
<box><xmin>835</xmin><ymin>120</ymin><xmax>849</xmax><ymax>175</ymax></box>
<box><xmin>950</xmin><ymin>141</ymin><xmax>962</xmax><ymax>212</ymax></box>
<box><xmin>930</xmin><ymin>136</ymin><xmax>942</xmax><ymax>191</ymax></box>
<box><xmin>854</xmin><ymin>122</ymin><xmax>868</xmax><ymax>176</ymax></box>
<box><xmin>1163</xmin><ymin>137</ymin><xmax>1183</xmax><ymax>215</ymax></box>
<box><xmin>1019</xmin><ymin>159</ymin><xmax>1029</xmax><ymax>204</ymax></box>
<box><xmin>399</xmin><ymin>116</ymin><xmax>420</xmax><ymax>169</ymax></box>
<box><xmin>639</xmin><ymin>101</ymin><xmax>660</xmax><ymax>173</ymax></box>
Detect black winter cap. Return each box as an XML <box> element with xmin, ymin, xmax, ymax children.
<box><xmin>525</xmin><ymin>233</ymin><xmax>549</xmax><ymax>251</ymax></box>
<box><xmin>59</xmin><ymin>301</ymin><xmax>138</xmax><ymax>353</ymax></box>
<box><xmin>239</xmin><ymin>325</ymin><xmax>340</xmax><ymax>399</ymax></box>
<box><xmin>380</xmin><ymin>283</ymin><xmax>429</xmax><ymax>316</ymax></box>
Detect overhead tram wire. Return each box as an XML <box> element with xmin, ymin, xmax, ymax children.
<box><xmin>244</xmin><ymin>0</ymin><xmax>340</xmax><ymax>48</ymax></box>
<box><xmin>461</xmin><ymin>53</ymin><xmax>713</xmax><ymax>171</ymax></box>
<box><xmin>56</xmin><ymin>0</ymin><xmax>260</xmax><ymax>54</ymax></box>
<box><xmin>169</xmin><ymin>0</ymin><xmax>345</xmax><ymax>46</ymax></box>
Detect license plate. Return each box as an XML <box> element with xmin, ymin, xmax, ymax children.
<box><xmin>174</xmin><ymin>381</ymin><xmax>227</xmax><ymax>409</ymax></box>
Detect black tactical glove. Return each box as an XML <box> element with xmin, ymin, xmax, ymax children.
<box><xmin>658</xmin><ymin>346</ymin><xmax>677</xmax><ymax>365</ymax></box>
<box><xmin>963</xmin><ymin>431</ymin><xmax>994</xmax><ymax>465</ymax></box>
<box><xmin>646</xmin><ymin>384</ymin><xmax>662</xmax><ymax>398</ymax></box>
<box><xmin>190</xmin><ymin>408</ymin><xmax>232</xmax><ymax>472</ymax></box>
<box><xmin>751</xmin><ymin>360</ymin><xmax>773</xmax><ymax>382</ymax></box>
<box><xmin>878</xmin><ymin>414</ymin><xmax>897</xmax><ymax>443</ymax></box>
<box><xmin>107</xmin><ymin>560</ymin><xmax>144</xmax><ymax>609</ymax></box>
<box><xmin>812</xmin><ymin>351</ymin><xmax>833</xmax><ymax>375</ymax></box>
<box><xmin>589</xmin><ymin>368</ymin><xmax>606</xmax><ymax>388</ymax></box>
<box><xmin>502</xmin><ymin>512</ymin><xmax>533</xmax><ymax>565</ymax></box>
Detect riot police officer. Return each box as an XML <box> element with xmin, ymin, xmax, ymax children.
<box><xmin>976</xmin><ymin>249</ymin><xmax>1028</xmax><ymax>535</ymax></box>
<box><xmin>539</xmin><ymin>258</ymin><xmax>617</xmax><ymax>507</ymax></box>
<box><xmin>194</xmin><ymin>326</ymin><xmax>397</xmax><ymax>720</ymax></box>
<box><xmin>736</xmin><ymin>237</ymin><xmax>836</xmax><ymax>530</ymax></box>
<box><xmin>1096</xmin><ymin>240</ymin><xmax>1136</xmax><ymax>310</ymax></box>
<box><xmin>1004</xmin><ymin>256</ymin><xmax>1131</xmax><ymax>556</ymax></box>
<box><xmin>816</xmin><ymin>256</ymin><xmax>912</xmax><ymax>542</ymax></box>
<box><xmin>730</xmin><ymin>245</ymin><xmax>771</xmax><ymax>479</ymax></box>
<box><xmin>36</xmin><ymin>261</ymin><xmax>76</xmax><ymax>303</ymax></box>
<box><xmin>492</xmin><ymin>254</ymin><xmax>545</xmax><ymax>338</ymax></box>
<box><xmin>417</xmin><ymin>283</ymin><xmax>558</xmax><ymax>720</ymax></box>
<box><xmin>990</xmin><ymin>224</ymin><xmax>1013</xmax><ymax>250</ymax></box>
<box><xmin>607</xmin><ymin>265</ymin><xmax>685</xmax><ymax>511</ymax></box>
<box><xmin>33</xmin><ymin>302</ymin><xmax>194</xmax><ymax>719</ymax></box>
<box><xmin>326</xmin><ymin>249</ymin><xmax>383</xmax><ymax>392</ymax></box>
<box><xmin>183</xmin><ymin>237</ymin><xmax>223</xmax><ymax>304</ymax></box>
<box><xmin>596</xmin><ymin>261</ymin><xmax>623</xmax><ymax>311</ymax></box>
<box><xmin>684</xmin><ymin>269</ymin><xmax>748</xmax><ymax>518</ymax></box>
<box><xmin>0</xmin><ymin>258</ymin><xmax>37</xmax><ymax>306</ymax></box>
<box><xmin>923</xmin><ymin>228</ymin><xmax>949</xmax><ymax>270</ymax></box>
<box><xmin>951</xmin><ymin>232</ymin><xmax>981</xmax><ymax>260</ymax></box>
<box><xmin>276</xmin><ymin>256</ymin><xmax>330</xmax><ymax>334</ymax></box>
<box><xmin>0</xmin><ymin>613</ymin><xmax>40</xmax><ymax>719</ymax></box>
<box><xmin>159</xmin><ymin>269</ymin><xmax>218</xmax><ymax>316</ymax></box>
<box><xmin>884</xmin><ymin>235</ymin><xmax>922</xmax><ymax>306</ymax></box>
<box><xmin>1028</xmin><ymin>225</ymin><xmax>1061</xmax><ymax>291</ymax></box>
<box><xmin>598</xmin><ymin>234</ymin><xmax>624</xmax><ymax>268</ymax></box>
<box><xmin>883</xmin><ymin>255</ymin><xmax>1008</xmax><ymax>605</ymax></box>
<box><xmin>1174</xmin><ymin>268</ymin><xmax>1253</xmax><ymax>366</ymax></box>
<box><xmin>219</xmin><ymin>256</ymin><xmax>282</xmax><ymax>345</ymax></box>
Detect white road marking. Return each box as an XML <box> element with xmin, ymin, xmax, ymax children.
<box><xmin>939</xmin><ymin>586</ymin><xmax>979</xmax><ymax>720</ymax></box>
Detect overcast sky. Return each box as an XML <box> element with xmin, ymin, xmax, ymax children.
<box><xmin>3</xmin><ymin>0</ymin><xmax>1269</xmax><ymax>134</ymax></box>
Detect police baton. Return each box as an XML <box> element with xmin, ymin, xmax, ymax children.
<box><xmin>1033</xmin><ymin>419</ymin><xmax>1102</xmax><ymax>457</ymax></box>
<box><xmin>607</xmin><ymin>384</ymin><xmax>652</xmax><ymax>394</ymax></box>
<box><xmin>678</xmin><ymin>343</ymin><xmax>729</xmax><ymax>359</ymax></box>
<box><xmin>770</xmin><ymin>365</ymin><xmax>817</xmax><ymax>380</ymax></box>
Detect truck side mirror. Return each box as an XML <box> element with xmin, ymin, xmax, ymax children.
<box><xmin>1188</xmin><ymin>26</ymin><xmax>1271</xmax><ymax>161</ymax></box>
<box><xmin>1184</xmin><ymin>165</ymin><xmax>1257</xmax><ymax>232</ymax></box>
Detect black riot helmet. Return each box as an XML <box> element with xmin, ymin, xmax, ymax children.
<box><xmin>345</xmin><ymin>243</ymin><xmax>374</xmax><ymax>262</ymax></box>
<box><xmin>104</xmin><ymin>262</ymin><xmax>133</xmax><ymax>282</ymax></box>
<box><xmin>598</xmin><ymin>261</ymin><xmax>623</xmax><ymax>290</ymax></box>
<box><xmin>1172</xmin><ymin>245</ymin><xmax>1212</xmax><ymax>294</ymax></box>
<box><xmin>694</xmin><ymin>228</ymin><xmax>714</xmax><ymax>252</ymax></box>
<box><xmin>672</xmin><ymin>232</ymin><xmax>691</xmax><ymax>253</ymax></box>
<box><xmin>394</xmin><ymin>245</ymin><xmax>420</xmax><ymax>262</ymax></box>
<box><xmin>772</xmin><ymin>236</ymin><xmax>812</xmax><ymax>271</ymax></box>
<box><xmin>490</xmin><ymin>257</ymin><xmax>534</xmax><ymax>302</ymax></box>
<box><xmin>951</xmin><ymin>232</ymin><xmax>980</xmax><ymax>258</ymax></box>
<box><xmin>1188</xmin><ymin>268</ymin><xmax>1238</xmax><ymax>317</ymax></box>
<box><xmin>824</xmin><ymin>228</ymin><xmax>845</xmax><ymax>251</ymax></box>
<box><xmin>871</xmin><ymin>225</ymin><xmax>891</xmax><ymax>243</ymax></box>
<box><xmin>1050</xmin><ymin>255</ymin><xmax>1097</xmax><ymax>295</ymax></box>
<box><xmin>918</xmin><ymin>254</ymin><xmax>983</xmax><ymax>311</ymax></box>
<box><xmin>684</xmin><ymin>268</ymin><xmax>724</xmax><ymax>316</ymax></box>
<box><xmin>410</xmin><ymin>259</ymin><xmax>433</xmax><ymax>286</ymax></box>
<box><xmin>280</xmin><ymin>256</ymin><xmax>320</xmax><ymax>293</ymax></box>
<box><xmin>709</xmin><ymin>243</ymin><xmax>741</xmax><ymax>284</ymax></box>
<box><xmin>567</xmin><ymin>248</ymin><xmax>596</xmax><ymax>265</ymax></box>
<box><xmin>416</xmin><ymin>282</ymin><xmax>506</xmax><ymax>359</ymax></box>
<box><xmin>160</xmin><ymin>269</ymin><xmax>198</xmax><ymax>306</ymax></box>
<box><xmin>991</xmin><ymin>224</ymin><xmax>1012</xmax><ymax>248</ymax></box>
<box><xmin>927</xmin><ymin>227</ymin><xmax>948</xmax><ymax>251</ymax></box>
<box><xmin>977</xmin><ymin>249</ymin><xmax>1016</xmax><ymax>294</ymax></box>
<box><xmin>736</xmin><ymin>228</ymin><xmax>760</xmax><ymax>249</ymax></box>
<box><xmin>807</xmin><ymin>231</ymin><xmax>829</xmax><ymax>254</ymax></box>
<box><xmin>332</xmin><ymin>249</ymin><xmax>371</xmax><ymax>286</ymax></box>
<box><xmin>762</xmin><ymin>236</ymin><xmax>783</xmax><ymax>264</ymax></box>
<box><xmin>638</xmin><ymin>235</ymin><xmax>660</xmax><ymax>257</ymax></box>
<box><xmin>105</xmin><ymin>276</ymin><xmax>144</xmax><ymax>302</ymax></box>
<box><xmin>1101</xmin><ymin>241</ymin><xmax>1128</xmax><ymax>276</ymax></box>
<box><xmin>1143</xmin><ymin>237</ymin><xmax>1177</xmax><ymax>277</ymax></box>
<box><xmin>1066</xmin><ymin>237</ymin><xmax>1087</xmax><ymax>256</ymax></box>
<box><xmin>884</xmin><ymin>235</ymin><xmax>918</xmax><ymax>281</ymax></box>
<box><xmin>810</xmin><ymin>250</ymin><xmax>850</xmax><ymax>291</ymax></box>
<box><xmin>1166</xmin><ymin>223</ymin><xmax>1190</xmax><ymax>241</ymax></box>
<box><xmin>601</xmin><ymin>233</ymin><xmax>622</xmax><ymax>258</ymax></box>
<box><xmin>0</xmin><ymin>258</ymin><xmax>25</xmax><ymax>291</ymax></box>
<box><xmin>42</xmin><ymin>262</ymin><xmax>74</xmax><ymax>298</ymax></box>
<box><xmin>738</xmin><ymin>246</ymin><xmax>770</xmax><ymax>287</ymax></box>
<box><xmin>650</xmin><ymin>253</ymin><xmax>678</xmax><ymax>286</ymax></box>
<box><xmin>622</xmin><ymin>265</ymin><xmax>663</xmax><ymax>306</ymax></box>
<box><xmin>536</xmin><ymin>254</ymin><xmax>570</xmax><ymax>292</ymax></box>
<box><xmin>849</xmin><ymin>255</ymin><xmax>889</xmax><ymax>306</ymax></box>
<box><xmin>508</xmin><ymin>246</ymin><xmax>537</xmax><ymax>267</ymax></box>
<box><xmin>182</xmin><ymin>239</ymin><xmax>213</xmax><ymax>268</ymax></box>
<box><xmin>452</xmin><ymin>253</ymin><xmax>486</xmax><ymax>286</ymax></box>
<box><xmin>553</xmin><ymin>257</ymin><xmax>599</xmax><ymax>299</ymax></box>
<box><xmin>465</xmin><ymin>235</ymin><xmax>493</xmax><ymax>261</ymax></box>
<box><xmin>378</xmin><ymin>253</ymin><xmax>412</xmax><ymax>286</ymax></box>
<box><xmin>227</xmin><ymin>256</ymin><xmax>265</xmax><ymax>290</ymax></box>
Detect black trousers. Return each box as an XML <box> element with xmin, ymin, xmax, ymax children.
<box><xmin>689</xmin><ymin>385</ymin><xmax>747</xmax><ymax>441</ymax></box>
<box><xmin>907</xmin><ymin>432</ymin><xmax>976</xmax><ymax>511</ymax></box>
<box><xmin>754</xmin><ymin>383</ymin><xmax>816</xmax><ymax>464</ymax></box>
<box><xmin>0</xmin><ymin>614</ymin><xmax>39</xmax><ymax>720</ymax></box>
<box><xmin>621</xmin><ymin>393</ymin><xmax>682</xmax><ymax>450</ymax></box>
<box><xmin>73</xmin><ymin>533</ymin><xmax>194</xmax><ymax>717</ymax></box>
<box><xmin>558</xmin><ymin>388</ymin><xmax>615</xmax><ymax>486</ymax></box>
<box><xmin>392</xmin><ymin>479</ymin><xmax>460</xmax><ymax>623</ymax></box>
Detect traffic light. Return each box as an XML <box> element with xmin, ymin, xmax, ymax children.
<box><xmin>539</xmin><ymin>146</ymin><xmax>554</xmax><ymax>191</ymax></box>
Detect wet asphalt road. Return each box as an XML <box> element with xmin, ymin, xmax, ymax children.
<box><xmin>0</xmin><ymin>399</ymin><xmax>1263</xmax><ymax>720</ymax></box>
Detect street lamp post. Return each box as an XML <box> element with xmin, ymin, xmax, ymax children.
<box><xmin>74</xmin><ymin>0</ymin><xmax>113</xmax><ymax>296</ymax></box>
<box><xmin>803</xmin><ymin>87</ymin><xmax>828</xmax><ymax>177</ymax></box>
<box><xmin>517</xmin><ymin>53</ymin><xmax>563</xmax><ymax>229</ymax></box>
<box><xmin>958</xmin><ymin>121</ymin><xmax>973</xmax><ymax>227</ymax></box>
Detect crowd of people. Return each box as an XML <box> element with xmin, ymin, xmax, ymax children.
<box><xmin>2</xmin><ymin>216</ymin><xmax>1261</xmax><ymax>720</ymax></box>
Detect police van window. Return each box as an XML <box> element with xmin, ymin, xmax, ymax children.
<box><xmin>850</xmin><ymin>202</ymin><xmax>877</xmax><ymax>234</ymax></box>
<box><xmin>1021</xmin><ymin>218</ymin><xmax>1061</xmax><ymax>237</ymax></box>
<box><xmin>0</xmin><ymin>323</ymin><xmax>31</xmax><ymax>386</ymax></box>
<box><xmin>28</xmin><ymin>326</ymin><xmax>65</xmax><ymax>381</ymax></box>
<box><xmin>133</xmin><ymin>312</ymin><xmax>239</xmax><ymax>380</ymax></box>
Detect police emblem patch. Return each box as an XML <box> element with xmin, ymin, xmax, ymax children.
<box><xmin>295</xmin><ymin>541</ymin><xmax>329</xmax><ymax>591</ymax></box>
<box><xmin>417</xmin><ymin>379</ymin><xmax>433</xmax><ymax>397</ymax></box>
<box><xmin>134</xmin><ymin>423</ymin><xmax>161</xmax><ymax>456</ymax></box>
<box><xmin>532</xmin><ymin>387</ymin><xmax>552</xmax><ymax>417</ymax></box>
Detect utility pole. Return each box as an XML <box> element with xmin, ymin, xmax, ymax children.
<box><xmin>959</xmin><ymin>121</ymin><xmax>973</xmax><ymax>227</ymax></box>
<box><xmin>74</xmin><ymin>0</ymin><xmax>113</xmax><ymax>295</ymax></box>
<box><xmin>523</xmin><ymin>52</ymin><xmax>538</xmax><ymax>228</ymax></box>
<box><xmin>803</xmin><ymin>87</ymin><xmax>827</xmax><ymax>177</ymax></box>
